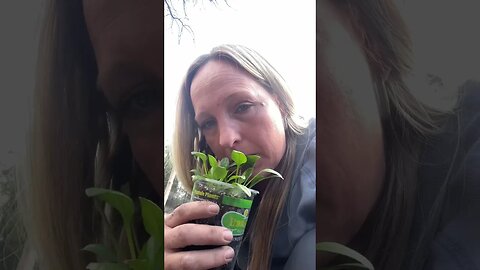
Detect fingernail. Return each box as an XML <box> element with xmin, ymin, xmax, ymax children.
<box><xmin>208</xmin><ymin>204</ymin><xmax>219</xmax><ymax>214</ymax></box>
<box><xmin>223</xmin><ymin>229</ymin><xmax>233</xmax><ymax>241</ymax></box>
<box><xmin>225</xmin><ymin>247</ymin><xmax>235</xmax><ymax>261</ymax></box>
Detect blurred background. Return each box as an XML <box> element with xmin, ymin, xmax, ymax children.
<box><xmin>0</xmin><ymin>1</ymin><xmax>43</xmax><ymax>269</ymax></box>
<box><xmin>1</xmin><ymin>0</ymin><xmax>479</xmax><ymax>268</ymax></box>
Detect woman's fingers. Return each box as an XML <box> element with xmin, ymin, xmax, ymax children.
<box><xmin>164</xmin><ymin>201</ymin><xmax>234</xmax><ymax>270</ymax></box>
<box><xmin>165</xmin><ymin>245</ymin><xmax>235</xmax><ymax>270</ymax></box>
<box><xmin>165</xmin><ymin>201</ymin><xmax>219</xmax><ymax>228</ymax></box>
<box><xmin>166</xmin><ymin>223</ymin><xmax>233</xmax><ymax>249</ymax></box>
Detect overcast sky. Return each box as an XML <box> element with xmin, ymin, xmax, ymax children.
<box><xmin>164</xmin><ymin>0</ymin><xmax>316</xmax><ymax>145</ymax></box>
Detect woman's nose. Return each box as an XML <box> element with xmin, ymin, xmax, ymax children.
<box><xmin>218</xmin><ymin>122</ymin><xmax>240</xmax><ymax>149</ymax></box>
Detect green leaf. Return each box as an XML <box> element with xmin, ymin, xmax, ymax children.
<box><xmin>258</xmin><ymin>168</ymin><xmax>283</xmax><ymax>179</ymax></box>
<box><xmin>82</xmin><ymin>244</ymin><xmax>117</xmax><ymax>263</ymax></box>
<box><xmin>149</xmin><ymin>236</ymin><xmax>162</xmax><ymax>270</ymax></box>
<box><xmin>245</xmin><ymin>154</ymin><xmax>260</xmax><ymax>166</ymax></box>
<box><xmin>192</xmin><ymin>151</ymin><xmax>208</xmax><ymax>175</ymax></box>
<box><xmin>86</xmin><ymin>262</ymin><xmax>129</xmax><ymax>270</ymax></box>
<box><xmin>190</xmin><ymin>169</ymin><xmax>201</xmax><ymax>176</ymax></box>
<box><xmin>232</xmin><ymin>183</ymin><xmax>251</xmax><ymax>197</ymax></box>
<box><xmin>208</xmin><ymin>154</ymin><xmax>218</xmax><ymax>168</ymax></box>
<box><xmin>212</xmin><ymin>166</ymin><xmax>228</xmax><ymax>180</ymax></box>
<box><xmin>138</xmin><ymin>240</ymin><xmax>148</xmax><ymax>260</ymax></box>
<box><xmin>192</xmin><ymin>175</ymin><xmax>205</xmax><ymax>182</ymax></box>
<box><xmin>245</xmin><ymin>174</ymin><xmax>262</xmax><ymax>188</ymax></box>
<box><xmin>219</xmin><ymin>157</ymin><xmax>229</xmax><ymax>168</ymax></box>
<box><xmin>139</xmin><ymin>197</ymin><xmax>164</xmax><ymax>243</ymax></box>
<box><xmin>85</xmin><ymin>188</ymin><xmax>135</xmax><ymax>227</ymax></box>
<box><xmin>206</xmin><ymin>167</ymin><xmax>214</xmax><ymax>179</ymax></box>
<box><xmin>191</xmin><ymin>151</ymin><xmax>207</xmax><ymax>163</ymax></box>
<box><xmin>85</xmin><ymin>188</ymin><xmax>137</xmax><ymax>259</ymax></box>
<box><xmin>231</xmin><ymin>150</ymin><xmax>247</xmax><ymax>166</ymax></box>
<box><xmin>138</xmin><ymin>236</ymin><xmax>162</xmax><ymax>270</ymax></box>
<box><xmin>125</xmin><ymin>259</ymin><xmax>148</xmax><ymax>270</ymax></box>
<box><xmin>246</xmin><ymin>168</ymin><xmax>283</xmax><ymax>188</ymax></box>
<box><xmin>317</xmin><ymin>242</ymin><xmax>374</xmax><ymax>270</ymax></box>
<box><xmin>242</xmin><ymin>168</ymin><xmax>253</xmax><ymax>182</ymax></box>
<box><xmin>227</xmin><ymin>175</ymin><xmax>246</xmax><ymax>184</ymax></box>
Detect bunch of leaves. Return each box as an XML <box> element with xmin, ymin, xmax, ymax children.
<box><xmin>317</xmin><ymin>242</ymin><xmax>374</xmax><ymax>270</ymax></box>
<box><xmin>83</xmin><ymin>188</ymin><xmax>163</xmax><ymax>270</ymax></box>
<box><xmin>191</xmin><ymin>150</ymin><xmax>283</xmax><ymax>196</ymax></box>
<box><xmin>0</xmin><ymin>165</ymin><xmax>27</xmax><ymax>270</ymax></box>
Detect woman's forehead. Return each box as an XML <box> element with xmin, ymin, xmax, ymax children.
<box><xmin>191</xmin><ymin>60</ymin><xmax>260</xmax><ymax>95</ymax></box>
<box><xmin>82</xmin><ymin>0</ymin><xmax>163</xmax><ymax>106</ymax></box>
<box><xmin>82</xmin><ymin>0</ymin><xmax>161</xmax><ymax>44</ymax></box>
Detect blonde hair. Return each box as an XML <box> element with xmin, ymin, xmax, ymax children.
<box><xmin>22</xmin><ymin>0</ymin><xmax>99</xmax><ymax>268</ymax></box>
<box><xmin>172</xmin><ymin>44</ymin><xmax>306</xmax><ymax>269</ymax></box>
<box><xmin>328</xmin><ymin>1</ymin><xmax>455</xmax><ymax>269</ymax></box>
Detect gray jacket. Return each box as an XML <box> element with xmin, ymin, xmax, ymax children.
<box><xmin>236</xmin><ymin>118</ymin><xmax>316</xmax><ymax>270</ymax></box>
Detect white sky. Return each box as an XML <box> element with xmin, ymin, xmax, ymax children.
<box><xmin>164</xmin><ymin>0</ymin><xmax>316</xmax><ymax>145</ymax></box>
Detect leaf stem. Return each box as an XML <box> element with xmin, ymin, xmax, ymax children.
<box><xmin>203</xmin><ymin>159</ymin><xmax>207</xmax><ymax>175</ymax></box>
<box><xmin>97</xmin><ymin>202</ymin><xmax>120</xmax><ymax>257</ymax></box>
<box><xmin>226</xmin><ymin>170</ymin><xmax>235</xmax><ymax>181</ymax></box>
<box><xmin>235</xmin><ymin>165</ymin><xmax>240</xmax><ymax>183</ymax></box>
<box><xmin>125</xmin><ymin>224</ymin><xmax>137</xmax><ymax>260</ymax></box>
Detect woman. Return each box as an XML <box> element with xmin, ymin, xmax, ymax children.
<box><xmin>165</xmin><ymin>44</ymin><xmax>316</xmax><ymax>270</ymax></box>
<box><xmin>20</xmin><ymin>0</ymin><xmax>480</xmax><ymax>269</ymax></box>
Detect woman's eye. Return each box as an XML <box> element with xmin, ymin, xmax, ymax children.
<box><xmin>120</xmin><ymin>87</ymin><xmax>161</xmax><ymax>118</ymax></box>
<box><xmin>130</xmin><ymin>90</ymin><xmax>155</xmax><ymax>110</ymax></box>
<box><xmin>235</xmin><ymin>102</ymin><xmax>254</xmax><ymax>114</ymax></box>
<box><xmin>200</xmin><ymin>119</ymin><xmax>216</xmax><ymax>131</ymax></box>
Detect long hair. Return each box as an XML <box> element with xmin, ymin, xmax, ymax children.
<box><xmin>328</xmin><ymin>1</ymin><xmax>454</xmax><ymax>269</ymax></box>
<box><xmin>171</xmin><ymin>44</ymin><xmax>306</xmax><ymax>270</ymax></box>
<box><xmin>22</xmin><ymin>0</ymin><xmax>98</xmax><ymax>269</ymax></box>
<box><xmin>21</xmin><ymin>0</ymin><xmax>157</xmax><ymax>269</ymax></box>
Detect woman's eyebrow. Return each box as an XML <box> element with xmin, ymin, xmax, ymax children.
<box><xmin>225</xmin><ymin>89</ymin><xmax>255</xmax><ymax>100</ymax></box>
<box><xmin>193</xmin><ymin>90</ymin><xmax>258</xmax><ymax>121</ymax></box>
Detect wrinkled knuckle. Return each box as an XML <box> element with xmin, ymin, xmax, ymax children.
<box><xmin>164</xmin><ymin>213</ymin><xmax>173</xmax><ymax>223</ymax></box>
<box><xmin>173</xmin><ymin>204</ymin><xmax>187</xmax><ymax>219</ymax></box>
<box><xmin>164</xmin><ymin>231</ymin><xmax>174</xmax><ymax>248</ymax></box>
<box><xmin>208</xmin><ymin>226</ymin><xmax>222</xmax><ymax>241</ymax></box>
<box><xmin>163</xmin><ymin>234</ymin><xmax>170</xmax><ymax>247</ymax></box>
<box><xmin>164</xmin><ymin>256</ymin><xmax>173</xmax><ymax>270</ymax></box>
<box><xmin>174</xmin><ymin>226</ymin><xmax>189</xmax><ymax>246</ymax></box>
<box><xmin>180</xmin><ymin>253</ymin><xmax>196</xmax><ymax>270</ymax></box>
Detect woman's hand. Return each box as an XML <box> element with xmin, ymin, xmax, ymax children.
<box><xmin>164</xmin><ymin>201</ymin><xmax>235</xmax><ymax>270</ymax></box>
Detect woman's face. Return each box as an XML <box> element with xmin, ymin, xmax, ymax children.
<box><xmin>190</xmin><ymin>60</ymin><xmax>287</xmax><ymax>173</ymax></box>
<box><xmin>83</xmin><ymin>0</ymin><xmax>164</xmax><ymax>195</ymax></box>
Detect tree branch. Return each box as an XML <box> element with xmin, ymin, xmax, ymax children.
<box><xmin>164</xmin><ymin>0</ymin><xmax>195</xmax><ymax>43</ymax></box>
<box><xmin>164</xmin><ymin>0</ymin><xmax>231</xmax><ymax>43</ymax></box>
